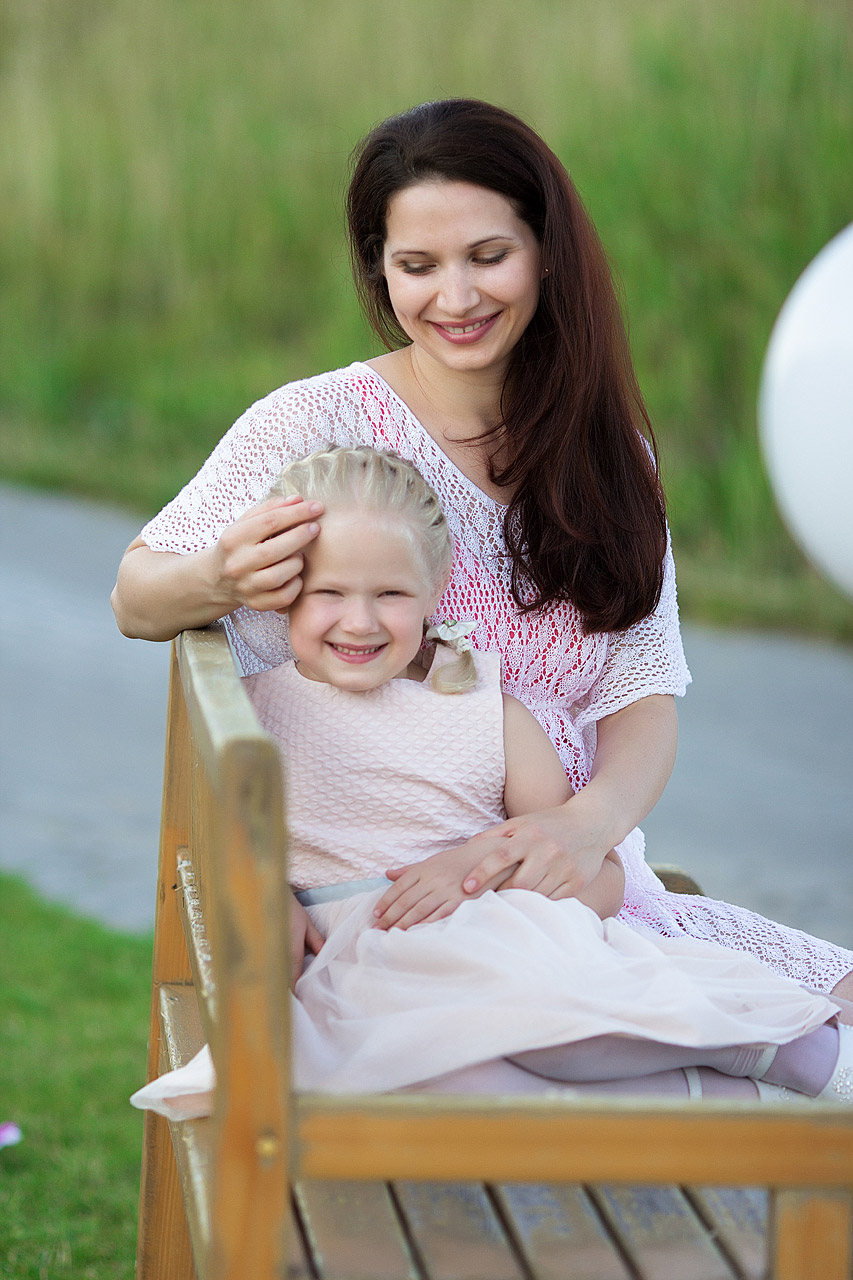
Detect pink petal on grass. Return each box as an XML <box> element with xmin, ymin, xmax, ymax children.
<box><xmin>0</xmin><ymin>1123</ymin><xmax>22</xmax><ymax>1148</ymax></box>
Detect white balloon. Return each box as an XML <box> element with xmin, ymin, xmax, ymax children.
<box><xmin>759</xmin><ymin>222</ymin><xmax>853</xmax><ymax>598</ymax></box>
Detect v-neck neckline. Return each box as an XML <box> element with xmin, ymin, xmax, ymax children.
<box><xmin>353</xmin><ymin>361</ymin><xmax>509</xmax><ymax>514</ymax></box>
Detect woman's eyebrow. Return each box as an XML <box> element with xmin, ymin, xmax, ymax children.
<box><xmin>387</xmin><ymin>233</ymin><xmax>517</xmax><ymax>258</ymax></box>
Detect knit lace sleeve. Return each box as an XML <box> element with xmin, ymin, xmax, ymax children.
<box><xmin>574</xmin><ymin>537</ymin><xmax>691</xmax><ymax>730</ymax></box>
<box><xmin>139</xmin><ymin>370</ymin><xmax>361</xmax><ymax>553</ymax></box>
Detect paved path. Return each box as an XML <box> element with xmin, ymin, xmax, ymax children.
<box><xmin>1</xmin><ymin>481</ymin><xmax>851</xmax><ymax>947</ymax></box>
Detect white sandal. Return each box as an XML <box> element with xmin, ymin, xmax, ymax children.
<box><xmin>816</xmin><ymin>1023</ymin><xmax>853</xmax><ymax>1104</ymax></box>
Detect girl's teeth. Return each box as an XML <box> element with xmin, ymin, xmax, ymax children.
<box><xmin>334</xmin><ymin>645</ymin><xmax>381</xmax><ymax>654</ymax></box>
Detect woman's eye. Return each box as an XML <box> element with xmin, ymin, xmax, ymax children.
<box><xmin>401</xmin><ymin>263</ymin><xmax>434</xmax><ymax>275</ymax></box>
<box><xmin>474</xmin><ymin>252</ymin><xmax>508</xmax><ymax>266</ymax></box>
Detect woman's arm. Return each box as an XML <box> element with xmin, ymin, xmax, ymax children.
<box><xmin>459</xmin><ymin>692</ymin><xmax>677</xmax><ymax>899</ymax></box>
<box><xmin>111</xmin><ymin>496</ymin><xmax>323</xmax><ymax>640</ymax></box>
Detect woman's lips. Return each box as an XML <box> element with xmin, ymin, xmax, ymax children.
<box><xmin>429</xmin><ymin>312</ymin><xmax>501</xmax><ymax>345</ymax></box>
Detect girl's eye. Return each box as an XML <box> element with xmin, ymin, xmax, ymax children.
<box><xmin>474</xmin><ymin>252</ymin><xmax>508</xmax><ymax>266</ymax></box>
<box><xmin>401</xmin><ymin>262</ymin><xmax>434</xmax><ymax>276</ymax></box>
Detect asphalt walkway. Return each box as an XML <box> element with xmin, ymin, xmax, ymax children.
<box><xmin>1</xmin><ymin>481</ymin><xmax>851</xmax><ymax>947</ymax></box>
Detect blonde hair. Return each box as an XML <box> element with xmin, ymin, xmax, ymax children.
<box><xmin>270</xmin><ymin>446</ymin><xmax>476</xmax><ymax>694</ymax></box>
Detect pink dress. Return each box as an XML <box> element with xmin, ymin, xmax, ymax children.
<box><xmin>130</xmin><ymin>651</ymin><xmax>836</xmax><ymax>1111</ymax></box>
<box><xmin>140</xmin><ymin>362</ymin><xmax>853</xmax><ymax>992</ymax></box>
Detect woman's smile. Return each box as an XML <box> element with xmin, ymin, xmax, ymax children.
<box><xmin>429</xmin><ymin>312</ymin><xmax>502</xmax><ymax>343</ymax></box>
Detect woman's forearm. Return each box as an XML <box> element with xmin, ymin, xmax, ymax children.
<box><xmin>573</xmin><ymin>693</ymin><xmax>678</xmax><ymax>851</ymax></box>
<box><xmin>111</xmin><ymin>540</ymin><xmax>230</xmax><ymax>641</ymax></box>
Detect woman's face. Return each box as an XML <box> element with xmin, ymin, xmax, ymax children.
<box><xmin>381</xmin><ymin>180</ymin><xmax>542</xmax><ymax>382</ymax></box>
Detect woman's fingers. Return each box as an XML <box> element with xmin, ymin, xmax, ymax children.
<box><xmin>215</xmin><ymin>497</ymin><xmax>323</xmax><ymax>611</ymax></box>
<box><xmin>461</xmin><ymin>837</ymin><xmax>521</xmax><ymax>893</ymax></box>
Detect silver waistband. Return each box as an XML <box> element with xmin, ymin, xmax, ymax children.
<box><xmin>295</xmin><ymin>876</ymin><xmax>391</xmax><ymax>906</ymax></box>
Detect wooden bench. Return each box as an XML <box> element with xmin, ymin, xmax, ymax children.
<box><xmin>135</xmin><ymin>628</ymin><xmax>853</xmax><ymax>1280</ymax></box>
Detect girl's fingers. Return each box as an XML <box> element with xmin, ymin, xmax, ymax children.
<box><xmin>374</xmin><ymin>883</ymin><xmax>425</xmax><ymax>928</ymax></box>
<box><xmin>306</xmin><ymin>921</ymin><xmax>325</xmax><ymax>954</ymax></box>
<box><xmin>392</xmin><ymin>893</ymin><xmax>446</xmax><ymax>931</ymax></box>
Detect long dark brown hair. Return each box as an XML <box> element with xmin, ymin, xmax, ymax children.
<box><xmin>346</xmin><ymin>98</ymin><xmax>667</xmax><ymax>633</ymax></box>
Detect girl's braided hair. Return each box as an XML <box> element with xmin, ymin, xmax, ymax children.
<box><xmin>270</xmin><ymin>446</ymin><xmax>477</xmax><ymax>693</ymax></box>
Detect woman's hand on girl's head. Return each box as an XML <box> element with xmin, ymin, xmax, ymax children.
<box><xmin>111</xmin><ymin>495</ymin><xmax>324</xmax><ymax>640</ymax></box>
<box><xmin>290</xmin><ymin>894</ymin><xmax>325</xmax><ymax>990</ymax></box>
<box><xmin>372</xmin><ymin>843</ymin><xmax>518</xmax><ymax>931</ymax></box>
<box><xmin>211</xmin><ymin>495</ymin><xmax>323</xmax><ymax>616</ymax></box>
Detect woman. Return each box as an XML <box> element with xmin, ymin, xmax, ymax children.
<box><xmin>112</xmin><ymin>98</ymin><xmax>853</xmax><ymax>1002</ymax></box>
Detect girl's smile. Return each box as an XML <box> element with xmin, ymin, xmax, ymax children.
<box><xmin>287</xmin><ymin>509</ymin><xmax>441</xmax><ymax>691</ymax></box>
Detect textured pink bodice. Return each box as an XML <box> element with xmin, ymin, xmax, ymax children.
<box><xmin>243</xmin><ymin>649</ymin><xmax>505</xmax><ymax>891</ymax></box>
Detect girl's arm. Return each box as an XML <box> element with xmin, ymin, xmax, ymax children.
<box><xmin>289</xmin><ymin>891</ymin><xmax>325</xmax><ymax>990</ymax></box>
<box><xmin>460</xmin><ymin>692</ymin><xmax>677</xmax><ymax>899</ymax></box>
<box><xmin>111</xmin><ymin>496</ymin><xmax>323</xmax><ymax>641</ymax></box>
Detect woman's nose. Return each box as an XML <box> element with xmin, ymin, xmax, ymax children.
<box><xmin>437</xmin><ymin>266</ymin><xmax>479</xmax><ymax>315</ymax></box>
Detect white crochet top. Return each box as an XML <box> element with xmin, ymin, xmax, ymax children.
<box><xmin>243</xmin><ymin>649</ymin><xmax>506</xmax><ymax>891</ymax></box>
<box><xmin>141</xmin><ymin>363</ymin><xmax>690</xmax><ymax>789</ymax></box>
<box><xmin>140</xmin><ymin>362</ymin><xmax>853</xmax><ymax>991</ymax></box>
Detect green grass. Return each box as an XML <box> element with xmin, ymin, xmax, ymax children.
<box><xmin>1</xmin><ymin>0</ymin><xmax>852</xmax><ymax>635</ymax></box>
<box><xmin>0</xmin><ymin>875</ymin><xmax>150</xmax><ymax>1280</ymax></box>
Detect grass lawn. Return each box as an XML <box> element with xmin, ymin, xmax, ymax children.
<box><xmin>0</xmin><ymin>875</ymin><xmax>150</xmax><ymax>1280</ymax></box>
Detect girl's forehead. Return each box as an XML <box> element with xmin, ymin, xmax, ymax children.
<box><xmin>310</xmin><ymin>506</ymin><xmax>429</xmax><ymax>573</ymax></box>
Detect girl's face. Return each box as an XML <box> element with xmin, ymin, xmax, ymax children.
<box><xmin>381</xmin><ymin>179</ymin><xmax>541</xmax><ymax>383</ymax></box>
<box><xmin>288</xmin><ymin>508</ymin><xmax>440</xmax><ymax>691</ymax></box>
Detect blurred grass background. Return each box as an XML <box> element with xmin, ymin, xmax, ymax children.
<box><xmin>1</xmin><ymin>0</ymin><xmax>852</xmax><ymax>635</ymax></box>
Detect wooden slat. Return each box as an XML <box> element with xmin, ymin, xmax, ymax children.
<box><xmin>177</xmin><ymin>853</ymin><xmax>217</xmax><ymax>1029</ymax></box>
<box><xmin>136</xmin><ymin>644</ymin><xmax>197</xmax><ymax>1280</ymax></box>
<box><xmin>493</xmin><ymin>1183</ymin><xmax>632</xmax><ymax>1280</ymax></box>
<box><xmin>393</xmin><ymin>1182</ymin><xmax>524</xmax><ymax>1280</ymax></box>
<box><xmin>592</xmin><ymin>1186</ymin><xmax>734</xmax><ymax>1280</ymax></box>
<box><xmin>295</xmin><ymin>1180</ymin><xmax>418</xmax><ymax>1279</ymax></box>
<box><xmin>688</xmin><ymin>1187</ymin><xmax>767</xmax><ymax>1280</ymax></box>
<box><xmin>771</xmin><ymin>1189</ymin><xmax>853</xmax><ymax>1280</ymax></box>
<box><xmin>295</xmin><ymin>1096</ymin><xmax>853</xmax><ymax>1187</ymax></box>
<box><xmin>160</xmin><ymin>986</ymin><xmax>212</xmax><ymax>1273</ymax></box>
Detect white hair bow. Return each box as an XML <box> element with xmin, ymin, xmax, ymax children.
<box><xmin>425</xmin><ymin>619</ymin><xmax>477</xmax><ymax>654</ymax></box>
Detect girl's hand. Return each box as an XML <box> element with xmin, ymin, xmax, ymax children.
<box><xmin>210</xmin><ymin>494</ymin><xmax>324</xmax><ymax>615</ymax></box>
<box><xmin>290</xmin><ymin>895</ymin><xmax>325</xmax><ymax>989</ymax></box>
<box><xmin>372</xmin><ymin>843</ymin><xmax>518</xmax><ymax>931</ymax></box>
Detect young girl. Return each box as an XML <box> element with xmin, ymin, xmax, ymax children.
<box><xmin>131</xmin><ymin>447</ymin><xmax>851</xmax><ymax>1119</ymax></box>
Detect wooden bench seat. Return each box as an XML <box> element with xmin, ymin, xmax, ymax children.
<box><xmin>136</xmin><ymin>629</ymin><xmax>853</xmax><ymax>1280</ymax></box>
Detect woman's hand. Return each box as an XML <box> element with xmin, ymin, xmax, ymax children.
<box><xmin>456</xmin><ymin>801</ymin><xmax>610</xmax><ymax>899</ymax></box>
<box><xmin>209</xmin><ymin>494</ymin><xmax>324</xmax><ymax>616</ymax></box>
<box><xmin>372</xmin><ymin>843</ymin><xmax>518</xmax><ymax>931</ymax></box>
<box><xmin>111</xmin><ymin>494</ymin><xmax>324</xmax><ymax>640</ymax></box>
<box><xmin>290</xmin><ymin>894</ymin><xmax>325</xmax><ymax>989</ymax></box>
